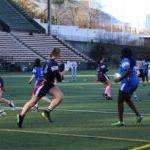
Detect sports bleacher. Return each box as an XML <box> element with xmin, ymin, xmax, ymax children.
<box><xmin>0</xmin><ymin>0</ymin><xmax>93</xmax><ymax>64</ymax></box>
<box><xmin>0</xmin><ymin>0</ymin><xmax>39</xmax><ymax>32</ymax></box>
<box><xmin>12</xmin><ymin>32</ymin><xmax>86</xmax><ymax>62</ymax></box>
<box><xmin>0</xmin><ymin>31</ymin><xmax>44</xmax><ymax>63</ymax></box>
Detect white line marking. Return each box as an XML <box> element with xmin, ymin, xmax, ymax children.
<box><xmin>4</xmin><ymin>107</ymin><xmax>150</xmax><ymax>116</ymax></box>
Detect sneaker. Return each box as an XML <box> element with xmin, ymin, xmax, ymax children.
<box><xmin>111</xmin><ymin>121</ymin><xmax>125</xmax><ymax>127</ymax></box>
<box><xmin>32</xmin><ymin>106</ymin><xmax>39</xmax><ymax>112</ymax></box>
<box><xmin>41</xmin><ymin>110</ymin><xmax>53</xmax><ymax>123</ymax></box>
<box><xmin>137</xmin><ymin>115</ymin><xmax>144</xmax><ymax>123</ymax></box>
<box><xmin>9</xmin><ymin>101</ymin><xmax>16</xmax><ymax>111</ymax></box>
<box><xmin>106</xmin><ymin>96</ymin><xmax>113</xmax><ymax>100</ymax></box>
<box><xmin>0</xmin><ymin>110</ymin><xmax>7</xmax><ymax>116</ymax></box>
<box><xmin>17</xmin><ymin>114</ymin><xmax>24</xmax><ymax>128</ymax></box>
<box><xmin>133</xmin><ymin>95</ymin><xmax>140</xmax><ymax>102</ymax></box>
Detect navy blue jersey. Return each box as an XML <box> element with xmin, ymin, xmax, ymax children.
<box><xmin>97</xmin><ymin>63</ymin><xmax>108</xmax><ymax>74</ymax></box>
<box><xmin>59</xmin><ymin>63</ymin><xmax>65</xmax><ymax>72</ymax></box>
<box><xmin>43</xmin><ymin>59</ymin><xmax>62</xmax><ymax>83</ymax></box>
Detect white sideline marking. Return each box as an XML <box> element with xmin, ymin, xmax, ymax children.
<box><xmin>0</xmin><ymin>129</ymin><xmax>149</xmax><ymax>143</ymax></box>
<box><xmin>4</xmin><ymin>107</ymin><xmax>150</xmax><ymax>116</ymax></box>
<box><xmin>1</xmin><ymin>74</ymin><xmax>113</xmax><ymax>78</ymax></box>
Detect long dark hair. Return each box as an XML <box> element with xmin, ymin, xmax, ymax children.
<box><xmin>121</xmin><ymin>47</ymin><xmax>136</xmax><ymax>68</ymax></box>
<box><xmin>121</xmin><ymin>47</ymin><xmax>133</xmax><ymax>58</ymax></box>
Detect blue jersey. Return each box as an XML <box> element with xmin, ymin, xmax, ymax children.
<box><xmin>119</xmin><ymin>57</ymin><xmax>139</xmax><ymax>94</ymax></box>
<box><xmin>32</xmin><ymin>67</ymin><xmax>44</xmax><ymax>84</ymax></box>
<box><xmin>43</xmin><ymin>59</ymin><xmax>62</xmax><ymax>83</ymax></box>
<box><xmin>120</xmin><ymin>57</ymin><xmax>138</xmax><ymax>84</ymax></box>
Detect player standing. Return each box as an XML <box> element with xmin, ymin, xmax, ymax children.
<box><xmin>112</xmin><ymin>48</ymin><xmax>143</xmax><ymax>126</ymax></box>
<box><xmin>97</xmin><ymin>58</ymin><xmax>112</xmax><ymax>100</ymax></box>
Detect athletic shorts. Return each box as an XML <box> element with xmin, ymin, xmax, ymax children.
<box><xmin>120</xmin><ymin>82</ymin><xmax>139</xmax><ymax>95</ymax></box>
<box><xmin>98</xmin><ymin>73</ymin><xmax>109</xmax><ymax>83</ymax></box>
<box><xmin>32</xmin><ymin>81</ymin><xmax>54</xmax><ymax>97</ymax></box>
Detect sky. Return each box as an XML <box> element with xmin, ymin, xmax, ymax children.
<box><xmin>93</xmin><ymin>0</ymin><xmax>150</xmax><ymax>29</ymax></box>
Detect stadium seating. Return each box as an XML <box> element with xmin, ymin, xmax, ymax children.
<box><xmin>0</xmin><ymin>31</ymin><xmax>44</xmax><ymax>63</ymax></box>
<box><xmin>0</xmin><ymin>0</ymin><xmax>41</xmax><ymax>32</ymax></box>
<box><xmin>0</xmin><ymin>0</ymin><xmax>93</xmax><ymax>64</ymax></box>
<box><xmin>12</xmin><ymin>32</ymin><xmax>89</xmax><ymax>62</ymax></box>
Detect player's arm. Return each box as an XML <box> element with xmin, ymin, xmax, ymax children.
<box><xmin>118</xmin><ymin>69</ymin><xmax>131</xmax><ymax>82</ymax></box>
<box><xmin>29</xmin><ymin>68</ymin><xmax>36</xmax><ymax>84</ymax></box>
<box><xmin>116</xmin><ymin>61</ymin><xmax>131</xmax><ymax>82</ymax></box>
<box><xmin>51</xmin><ymin>65</ymin><xmax>63</xmax><ymax>82</ymax></box>
<box><xmin>28</xmin><ymin>74</ymin><xmax>35</xmax><ymax>84</ymax></box>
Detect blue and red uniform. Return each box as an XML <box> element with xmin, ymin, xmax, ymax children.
<box><xmin>33</xmin><ymin>59</ymin><xmax>62</xmax><ymax>97</ymax></box>
<box><xmin>0</xmin><ymin>77</ymin><xmax>4</xmax><ymax>91</ymax></box>
<box><xmin>97</xmin><ymin>62</ymin><xmax>109</xmax><ymax>83</ymax></box>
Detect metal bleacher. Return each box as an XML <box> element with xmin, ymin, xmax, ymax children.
<box><xmin>12</xmin><ymin>32</ymin><xmax>87</xmax><ymax>62</ymax></box>
<box><xmin>0</xmin><ymin>0</ymin><xmax>93</xmax><ymax>64</ymax></box>
<box><xmin>0</xmin><ymin>0</ymin><xmax>39</xmax><ymax>32</ymax></box>
<box><xmin>0</xmin><ymin>31</ymin><xmax>44</xmax><ymax>63</ymax></box>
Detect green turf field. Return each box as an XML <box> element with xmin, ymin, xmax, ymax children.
<box><xmin>0</xmin><ymin>71</ymin><xmax>150</xmax><ymax>150</ymax></box>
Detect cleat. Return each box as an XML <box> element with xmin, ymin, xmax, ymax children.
<box><xmin>17</xmin><ymin>114</ymin><xmax>24</xmax><ymax>128</ymax></box>
<box><xmin>41</xmin><ymin>110</ymin><xmax>53</xmax><ymax>123</ymax></box>
<box><xmin>9</xmin><ymin>101</ymin><xmax>16</xmax><ymax>111</ymax></box>
<box><xmin>137</xmin><ymin>115</ymin><xmax>144</xmax><ymax>123</ymax></box>
<box><xmin>111</xmin><ymin>121</ymin><xmax>125</xmax><ymax>127</ymax></box>
<box><xmin>133</xmin><ymin>95</ymin><xmax>140</xmax><ymax>102</ymax></box>
<box><xmin>0</xmin><ymin>110</ymin><xmax>7</xmax><ymax>116</ymax></box>
<box><xmin>106</xmin><ymin>96</ymin><xmax>113</xmax><ymax>100</ymax></box>
<box><xmin>32</xmin><ymin>106</ymin><xmax>39</xmax><ymax>112</ymax></box>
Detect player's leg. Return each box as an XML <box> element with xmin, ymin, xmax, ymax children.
<box><xmin>111</xmin><ymin>90</ymin><xmax>125</xmax><ymax>126</ymax></box>
<box><xmin>41</xmin><ymin>86</ymin><xmax>64</xmax><ymax>122</ymax></box>
<box><xmin>124</xmin><ymin>88</ymin><xmax>143</xmax><ymax>123</ymax></box>
<box><xmin>146</xmin><ymin>73</ymin><xmax>149</xmax><ymax>83</ymax></box>
<box><xmin>103</xmin><ymin>74</ymin><xmax>112</xmax><ymax>100</ymax></box>
<box><xmin>32</xmin><ymin>96</ymin><xmax>50</xmax><ymax>112</ymax></box>
<box><xmin>17</xmin><ymin>95</ymin><xmax>41</xmax><ymax>128</ymax></box>
<box><xmin>104</xmin><ymin>79</ymin><xmax>112</xmax><ymax>100</ymax></box>
<box><xmin>17</xmin><ymin>83</ymin><xmax>47</xmax><ymax>128</ymax></box>
<box><xmin>0</xmin><ymin>90</ymin><xmax>16</xmax><ymax>110</ymax></box>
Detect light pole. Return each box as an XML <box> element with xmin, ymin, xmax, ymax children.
<box><xmin>47</xmin><ymin>0</ymin><xmax>52</xmax><ymax>35</ymax></box>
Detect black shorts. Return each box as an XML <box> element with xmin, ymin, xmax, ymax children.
<box><xmin>32</xmin><ymin>81</ymin><xmax>54</xmax><ymax>97</ymax></box>
<box><xmin>98</xmin><ymin>73</ymin><xmax>109</xmax><ymax>83</ymax></box>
